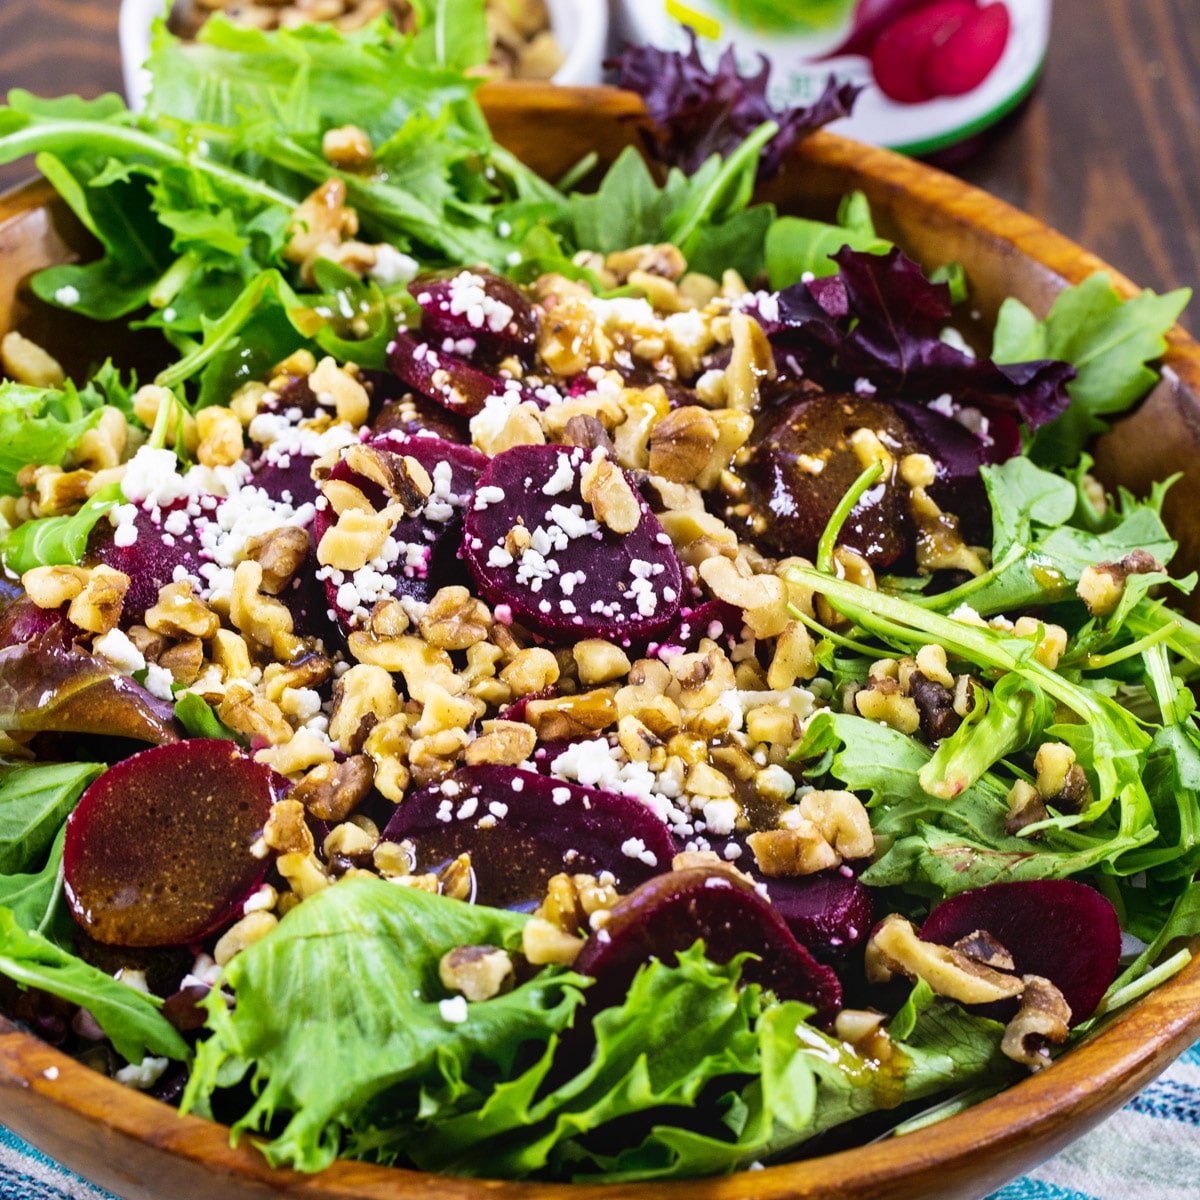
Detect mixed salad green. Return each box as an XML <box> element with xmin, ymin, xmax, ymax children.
<box><xmin>0</xmin><ymin>2</ymin><xmax>1195</xmax><ymax>1184</ymax></box>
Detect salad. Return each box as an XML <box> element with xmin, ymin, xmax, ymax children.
<box><xmin>0</xmin><ymin>4</ymin><xmax>1196</xmax><ymax>1184</ymax></box>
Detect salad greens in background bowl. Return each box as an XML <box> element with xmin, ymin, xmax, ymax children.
<box><xmin>0</xmin><ymin>8</ymin><xmax>1198</xmax><ymax>1200</ymax></box>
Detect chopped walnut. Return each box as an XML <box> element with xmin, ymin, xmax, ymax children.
<box><xmin>537</xmin><ymin>872</ymin><xmax>621</xmax><ymax>934</ymax></box>
<box><xmin>0</xmin><ymin>331</ymin><xmax>64</xmax><ymax>387</ymax></box>
<box><xmin>262</xmin><ymin>799</ymin><xmax>315</xmax><ymax>856</ymax></box>
<box><xmin>580</xmin><ymin>452</ymin><xmax>641</xmax><ymax>534</ymax></box>
<box><xmin>648</xmin><ymin>406</ymin><xmax>720</xmax><ymax>484</ymax></box>
<box><xmin>66</xmin><ymin>566</ymin><xmax>130</xmax><ymax>636</ymax></box>
<box><xmin>1032</xmin><ymin>742</ymin><xmax>1092</xmax><ymax>813</ymax></box>
<box><xmin>145</xmin><ymin>581</ymin><xmax>219</xmax><ymax>641</ymax></box>
<box><xmin>465</xmin><ymin>720</ymin><xmax>537</xmax><ymax>767</ymax></box>
<box><xmin>322</xmin><ymin>124</ymin><xmax>374</xmax><ymax>167</ymax></box>
<box><xmin>218</xmin><ymin>682</ymin><xmax>293</xmax><ymax>746</ymax></box>
<box><xmin>525</xmin><ymin>688</ymin><xmax>618</xmax><ymax>742</ymax></box>
<box><xmin>244</xmin><ymin>527</ymin><xmax>310</xmax><ymax>595</ymax></box>
<box><xmin>213</xmin><ymin>911</ymin><xmax>278</xmax><ymax>966</ymax></box>
<box><xmin>344</xmin><ymin>443</ymin><xmax>432</xmax><ymax>510</ymax></box>
<box><xmin>195</xmin><ymin>406</ymin><xmax>245</xmax><ymax>469</ymax></box>
<box><xmin>1002</xmin><ymin>975</ymin><xmax>1072</xmax><ymax>1071</ymax></box>
<box><xmin>865</xmin><ymin>915</ymin><xmax>1025</xmax><ymax>1005</ymax></box>
<box><xmin>292</xmin><ymin>756</ymin><xmax>375</xmax><ymax>822</ymax></box>
<box><xmin>1005</xmin><ymin>780</ymin><xmax>1049</xmax><ymax>836</ymax></box>
<box><xmin>329</xmin><ymin>664</ymin><xmax>400</xmax><ymax>754</ymax></box>
<box><xmin>522</xmin><ymin>916</ymin><xmax>585</xmax><ymax>966</ymax></box>
<box><xmin>1076</xmin><ymin>549</ymin><xmax>1162</xmax><ymax>617</ymax></box>
<box><xmin>854</xmin><ymin>676</ymin><xmax>921</xmax><ymax>735</ymax></box>
<box><xmin>157</xmin><ymin>638</ymin><xmax>204</xmax><ymax>685</ymax></box>
<box><xmin>22</xmin><ymin>565</ymin><xmax>89</xmax><ymax>610</ymax></box>
<box><xmin>419</xmin><ymin>586</ymin><xmax>492</xmax><ymax>651</ymax></box>
<box><xmin>439</xmin><ymin>945</ymin><xmax>515</xmax><ymax>1002</ymax></box>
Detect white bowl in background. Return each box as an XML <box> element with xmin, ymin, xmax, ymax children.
<box><xmin>119</xmin><ymin>0</ymin><xmax>608</xmax><ymax>110</ymax></box>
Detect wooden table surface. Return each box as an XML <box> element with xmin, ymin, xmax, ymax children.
<box><xmin>0</xmin><ymin>0</ymin><xmax>1197</xmax><ymax>296</ymax></box>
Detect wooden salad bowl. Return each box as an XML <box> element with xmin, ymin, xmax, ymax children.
<box><xmin>0</xmin><ymin>83</ymin><xmax>1198</xmax><ymax>1200</ymax></box>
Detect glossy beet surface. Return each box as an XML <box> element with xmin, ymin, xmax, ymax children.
<box><xmin>462</xmin><ymin>444</ymin><xmax>683</xmax><ymax>644</ymax></box>
<box><xmin>313</xmin><ymin>432</ymin><xmax>486</xmax><ymax>629</ymax></box>
<box><xmin>742</xmin><ymin>392</ymin><xmax>920</xmax><ymax>565</ymax></box>
<box><xmin>764</xmin><ymin>871</ymin><xmax>874</xmax><ymax>961</ymax></box>
<box><xmin>388</xmin><ymin>333</ymin><xmax>507</xmax><ymax>418</ymax></box>
<box><xmin>575</xmin><ymin>867</ymin><xmax>842</xmax><ymax>1022</ymax></box>
<box><xmin>63</xmin><ymin>740</ymin><xmax>280</xmax><ymax>947</ymax></box>
<box><xmin>382</xmin><ymin>766</ymin><xmax>676</xmax><ymax>908</ymax></box>
<box><xmin>923</xmin><ymin>3</ymin><xmax>1012</xmax><ymax>97</ymax></box>
<box><xmin>920</xmin><ymin>880</ymin><xmax>1122</xmax><ymax>1022</ymax></box>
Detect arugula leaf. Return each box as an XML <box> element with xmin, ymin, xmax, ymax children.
<box><xmin>919</xmin><ymin>675</ymin><xmax>1055</xmax><ymax>801</ymax></box>
<box><xmin>923</xmin><ymin>457</ymin><xmax>1178</xmax><ymax>616</ymax></box>
<box><xmin>0</xmin><ymin>908</ymin><xmax>188</xmax><ymax>1064</ymax></box>
<box><xmin>0</xmin><ymin>761</ymin><xmax>102</xmax><ymax>874</ymax></box>
<box><xmin>993</xmin><ymin>273</ymin><xmax>1191</xmax><ymax>467</ymax></box>
<box><xmin>184</xmin><ymin>877</ymin><xmax>584</xmax><ymax>1172</ymax></box>
<box><xmin>794</xmin><ymin>711</ymin><xmax>1119</xmax><ymax>896</ymax></box>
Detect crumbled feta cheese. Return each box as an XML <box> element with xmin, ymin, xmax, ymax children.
<box><xmin>439</xmin><ymin>996</ymin><xmax>470</xmax><ymax>1024</ymax></box>
<box><xmin>143</xmin><ymin>663</ymin><xmax>175</xmax><ymax>701</ymax></box>
<box><xmin>369</xmin><ymin>244</ymin><xmax>420</xmax><ymax>287</ymax></box>
<box><xmin>115</xmin><ymin>1056</ymin><xmax>170</xmax><ymax>1090</ymax></box>
<box><xmin>93</xmin><ymin>628</ymin><xmax>146</xmax><ymax>675</ymax></box>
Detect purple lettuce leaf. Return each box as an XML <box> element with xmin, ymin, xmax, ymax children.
<box><xmin>0</xmin><ymin>634</ymin><xmax>180</xmax><ymax>745</ymax></box>
<box><xmin>770</xmin><ymin>246</ymin><xmax>1075</xmax><ymax>439</ymax></box>
<box><xmin>608</xmin><ymin>33</ymin><xmax>861</xmax><ymax>179</ymax></box>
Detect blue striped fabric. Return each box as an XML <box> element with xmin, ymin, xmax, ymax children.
<box><xmin>3</xmin><ymin>1044</ymin><xmax>1198</xmax><ymax>1199</ymax></box>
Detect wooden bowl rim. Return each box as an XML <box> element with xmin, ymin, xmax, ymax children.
<box><xmin>2</xmin><ymin>85</ymin><xmax>1199</xmax><ymax>1199</ymax></box>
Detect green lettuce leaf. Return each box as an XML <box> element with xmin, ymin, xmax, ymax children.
<box><xmin>183</xmin><ymin>877</ymin><xmax>585</xmax><ymax>1172</ymax></box>
<box><xmin>0</xmin><ymin>909</ymin><xmax>188</xmax><ymax>1063</ymax></box>
<box><xmin>0</xmin><ymin>824</ymin><xmax>71</xmax><ymax>942</ymax></box>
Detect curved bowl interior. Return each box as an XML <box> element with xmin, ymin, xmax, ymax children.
<box><xmin>1</xmin><ymin>83</ymin><xmax>1198</xmax><ymax>1200</ymax></box>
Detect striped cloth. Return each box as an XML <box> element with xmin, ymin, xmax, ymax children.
<box><xmin>3</xmin><ymin>1047</ymin><xmax>1199</xmax><ymax>1199</ymax></box>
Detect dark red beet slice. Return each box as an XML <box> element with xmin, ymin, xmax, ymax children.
<box><xmin>575</xmin><ymin>867</ymin><xmax>842</xmax><ymax>1022</ymax></box>
<box><xmin>248</xmin><ymin>453</ymin><xmax>335</xmax><ymax>645</ymax></box>
<box><xmin>764</xmin><ymin>870</ymin><xmax>874</xmax><ymax>961</ymax></box>
<box><xmin>924</xmin><ymin>2</ymin><xmax>1011</xmax><ymax>96</ymax></box>
<box><xmin>389</xmin><ymin>333</ymin><xmax>508</xmax><ymax>419</ymax></box>
<box><xmin>372</xmin><ymin>392</ymin><xmax>470</xmax><ymax>444</ymax></box>
<box><xmin>462</xmin><ymin>444</ymin><xmax>683</xmax><ymax>645</ymax></box>
<box><xmin>410</xmin><ymin>270</ymin><xmax>537</xmax><ymax>361</ymax></box>
<box><xmin>651</xmin><ymin>600</ymin><xmax>743</xmax><ymax>656</ymax></box>
<box><xmin>313</xmin><ymin>432</ymin><xmax>486</xmax><ymax>629</ymax></box>
<box><xmin>88</xmin><ymin>500</ymin><xmax>210</xmax><ymax>626</ymax></box>
<box><xmin>740</xmin><ymin>392</ymin><xmax>920</xmax><ymax>566</ymax></box>
<box><xmin>381</xmin><ymin>766</ymin><xmax>676</xmax><ymax>907</ymax></box>
<box><xmin>920</xmin><ymin>880</ymin><xmax>1121</xmax><ymax>1022</ymax></box>
<box><xmin>871</xmin><ymin>1</ymin><xmax>977</xmax><ymax>103</ymax></box>
<box><xmin>63</xmin><ymin>739</ymin><xmax>281</xmax><ymax>948</ymax></box>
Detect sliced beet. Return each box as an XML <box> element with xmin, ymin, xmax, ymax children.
<box><xmin>652</xmin><ymin>600</ymin><xmax>743</xmax><ymax>656</ymax></box>
<box><xmin>410</xmin><ymin>270</ymin><xmax>537</xmax><ymax>361</ymax></box>
<box><xmin>740</xmin><ymin>391</ymin><xmax>920</xmax><ymax>566</ymax></box>
<box><xmin>924</xmin><ymin>2</ymin><xmax>1011</xmax><ymax>97</ymax></box>
<box><xmin>575</xmin><ymin>867</ymin><xmax>842</xmax><ymax>1022</ymax></box>
<box><xmin>88</xmin><ymin>500</ymin><xmax>210</xmax><ymax>625</ymax></box>
<box><xmin>248</xmin><ymin>453</ymin><xmax>334</xmax><ymax>644</ymax></box>
<box><xmin>372</xmin><ymin>392</ymin><xmax>470</xmax><ymax>444</ymax></box>
<box><xmin>462</xmin><ymin>444</ymin><xmax>683</xmax><ymax>645</ymax></box>
<box><xmin>63</xmin><ymin>739</ymin><xmax>281</xmax><ymax>948</ymax></box>
<box><xmin>389</xmin><ymin>333</ymin><xmax>508</xmax><ymax>419</ymax></box>
<box><xmin>870</xmin><ymin>1</ymin><xmax>977</xmax><ymax>103</ymax></box>
<box><xmin>313</xmin><ymin>432</ymin><xmax>486</xmax><ymax>629</ymax></box>
<box><xmin>764</xmin><ymin>871</ymin><xmax>874</xmax><ymax>962</ymax></box>
<box><xmin>920</xmin><ymin>880</ymin><xmax>1121</xmax><ymax>1022</ymax></box>
<box><xmin>825</xmin><ymin>0</ymin><xmax>937</xmax><ymax>57</ymax></box>
<box><xmin>382</xmin><ymin>766</ymin><xmax>675</xmax><ymax>908</ymax></box>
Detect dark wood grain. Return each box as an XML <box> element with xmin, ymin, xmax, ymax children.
<box><xmin>1</xmin><ymin>0</ymin><xmax>1198</xmax><ymax>294</ymax></box>
<box><xmin>3</xmin><ymin>87</ymin><xmax>1200</xmax><ymax>1199</ymax></box>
